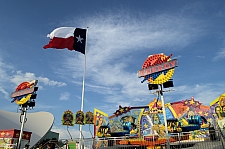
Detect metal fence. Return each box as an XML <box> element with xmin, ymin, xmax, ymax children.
<box><xmin>57</xmin><ymin>130</ymin><xmax>224</xmax><ymax>149</ymax></box>
<box><xmin>4</xmin><ymin>129</ymin><xmax>223</xmax><ymax>149</ymax></box>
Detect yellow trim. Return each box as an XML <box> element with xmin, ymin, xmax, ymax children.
<box><xmin>94</xmin><ymin>108</ymin><xmax>108</xmax><ymax>117</ymax></box>
<box><xmin>167</xmin><ymin>105</ymin><xmax>177</xmax><ymax>118</ymax></box>
<box><xmin>138</xmin><ymin>108</ymin><xmax>145</xmax><ymax>137</ymax></box>
<box><xmin>165</xmin><ymin>103</ymin><xmax>171</xmax><ymax>107</ymax></box>
<box><xmin>210</xmin><ymin>92</ymin><xmax>225</xmax><ymax>106</ymax></box>
<box><xmin>148</xmin><ymin>54</ymin><xmax>175</xmax><ymax>84</ymax></box>
<box><xmin>180</xmin><ymin>118</ymin><xmax>188</xmax><ymax>126</ymax></box>
<box><xmin>15</xmin><ymin>94</ymin><xmax>32</xmax><ymax>105</ymax></box>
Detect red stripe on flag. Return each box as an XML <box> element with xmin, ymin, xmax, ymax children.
<box><xmin>43</xmin><ymin>36</ymin><xmax>74</xmax><ymax>50</ymax></box>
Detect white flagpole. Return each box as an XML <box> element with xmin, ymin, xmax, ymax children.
<box><xmin>79</xmin><ymin>27</ymin><xmax>88</xmax><ymax>149</ymax></box>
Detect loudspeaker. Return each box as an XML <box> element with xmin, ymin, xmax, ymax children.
<box><xmin>163</xmin><ymin>80</ymin><xmax>174</xmax><ymax>88</ymax></box>
<box><xmin>148</xmin><ymin>84</ymin><xmax>159</xmax><ymax>90</ymax></box>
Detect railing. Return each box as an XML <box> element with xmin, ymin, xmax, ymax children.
<box><xmin>23</xmin><ymin>127</ymin><xmax>225</xmax><ymax>149</ymax></box>
<box><xmin>58</xmin><ymin>130</ymin><xmax>224</xmax><ymax>149</ymax></box>
<box><xmin>217</xmin><ymin>127</ymin><xmax>225</xmax><ymax>149</ymax></box>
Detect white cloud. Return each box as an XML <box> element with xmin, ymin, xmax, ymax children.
<box><xmin>51</xmin><ymin>126</ymin><xmax>92</xmax><ymax>140</ymax></box>
<box><xmin>0</xmin><ymin>56</ymin><xmax>13</xmax><ymax>99</ymax></box>
<box><xmin>0</xmin><ymin>87</ymin><xmax>9</xmax><ymax>99</ymax></box>
<box><xmin>59</xmin><ymin>92</ymin><xmax>70</xmax><ymax>101</ymax></box>
<box><xmin>0</xmin><ymin>55</ymin><xmax>67</xmax><ymax>101</ymax></box>
<box><xmin>62</xmin><ymin>12</ymin><xmax>204</xmax><ymax>75</ymax></box>
<box><xmin>52</xmin><ymin>11</ymin><xmax>209</xmax><ymax>114</ymax></box>
<box><xmin>213</xmin><ymin>47</ymin><xmax>225</xmax><ymax>61</ymax></box>
<box><xmin>84</xmin><ymin>14</ymin><xmax>203</xmax><ymax>69</ymax></box>
<box><xmin>10</xmin><ymin>71</ymin><xmax>36</xmax><ymax>85</ymax></box>
<box><xmin>166</xmin><ymin>83</ymin><xmax>225</xmax><ymax>105</ymax></box>
<box><xmin>10</xmin><ymin>71</ymin><xmax>67</xmax><ymax>87</ymax></box>
<box><xmin>34</xmin><ymin>103</ymin><xmax>59</xmax><ymax>110</ymax></box>
<box><xmin>38</xmin><ymin>77</ymin><xmax>67</xmax><ymax>87</ymax></box>
<box><xmin>197</xmin><ymin>55</ymin><xmax>205</xmax><ymax>58</ymax></box>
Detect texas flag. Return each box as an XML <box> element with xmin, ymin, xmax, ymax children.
<box><xmin>43</xmin><ymin>27</ymin><xmax>87</xmax><ymax>54</ymax></box>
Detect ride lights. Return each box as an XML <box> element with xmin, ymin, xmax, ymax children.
<box><xmin>163</xmin><ymin>79</ymin><xmax>174</xmax><ymax>88</ymax></box>
<box><xmin>148</xmin><ymin>79</ymin><xmax>174</xmax><ymax>90</ymax></box>
<box><xmin>148</xmin><ymin>84</ymin><xmax>159</xmax><ymax>90</ymax></box>
<box><xmin>11</xmin><ymin>80</ymin><xmax>39</xmax><ymax>107</ymax></box>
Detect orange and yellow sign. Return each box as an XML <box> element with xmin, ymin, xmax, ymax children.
<box><xmin>11</xmin><ymin>80</ymin><xmax>38</xmax><ymax>105</ymax></box>
<box><xmin>138</xmin><ymin>53</ymin><xmax>178</xmax><ymax>84</ymax></box>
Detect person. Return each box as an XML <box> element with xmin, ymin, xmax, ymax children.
<box><xmin>221</xmin><ymin>106</ymin><xmax>225</xmax><ymax>117</ymax></box>
<box><xmin>96</xmin><ymin>116</ymin><xmax>107</xmax><ymax>134</ymax></box>
<box><xmin>152</xmin><ymin>114</ymin><xmax>161</xmax><ymax>125</ymax></box>
<box><xmin>96</xmin><ymin>126</ymin><xmax>110</xmax><ymax>148</ymax></box>
<box><xmin>220</xmin><ymin>97</ymin><xmax>225</xmax><ymax>107</ymax></box>
<box><xmin>151</xmin><ymin>114</ymin><xmax>165</xmax><ymax>137</ymax></box>
<box><xmin>121</xmin><ymin>116</ymin><xmax>135</xmax><ymax>123</ymax></box>
<box><xmin>215</xmin><ymin>106</ymin><xmax>223</xmax><ymax>120</ymax></box>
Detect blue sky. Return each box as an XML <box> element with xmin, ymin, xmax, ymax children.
<box><xmin>1</xmin><ymin>0</ymin><xmax>225</xmax><ymax>139</ymax></box>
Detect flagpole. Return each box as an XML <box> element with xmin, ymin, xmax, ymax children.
<box><xmin>79</xmin><ymin>27</ymin><xmax>88</xmax><ymax>149</ymax></box>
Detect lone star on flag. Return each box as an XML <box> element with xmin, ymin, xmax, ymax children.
<box><xmin>43</xmin><ymin>27</ymin><xmax>87</xmax><ymax>54</ymax></box>
<box><xmin>76</xmin><ymin>35</ymin><xmax>83</xmax><ymax>43</ymax></box>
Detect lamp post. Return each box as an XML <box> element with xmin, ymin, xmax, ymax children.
<box><xmin>17</xmin><ymin>105</ymin><xmax>27</xmax><ymax>149</ymax></box>
<box><xmin>159</xmin><ymin>84</ymin><xmax>170</xmax><ymax>149</ymax></box>
<box><xmin>148</xmin><ymin>80</ymin><xmax>174</xmax><ymax>149</ymax></box>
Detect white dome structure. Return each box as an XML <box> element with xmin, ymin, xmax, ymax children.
<box><xmin>0</xmin><ymin>110</ymin><xmax>54</xmax><ymax>148</ymax></box>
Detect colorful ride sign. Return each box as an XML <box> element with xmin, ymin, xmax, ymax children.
<box><xmin>11</xmin><ymin>80</ymin><xmax>38</xmax><ymax>105</ymax></box>
<box><xmin>138</xmin><ymin>53</ymin><xmax>178</xmax><ymax>84</ymax></box>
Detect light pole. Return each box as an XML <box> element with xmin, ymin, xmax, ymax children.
<box><xmin>17</xmin><ymin>105</ymin><xmax>27</xmax><ymax>149</ymax></box>
<box><xmin>148</xmin><ymin>80</ymin><xmax>174</xmax><ymax>149</ymax></box>
<box><xmin>16</xmin><ymin>100</ymin><xmax>37</xmax><ymax>149</ymax></box>
<box><xmin>159</xmin><ymin>84</ymin><xmax>170</xmax><ymax>149</ymax></box>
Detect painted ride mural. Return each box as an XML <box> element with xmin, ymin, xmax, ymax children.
<box><xmin>210</xmin><ymin>92</ymin><xmax>225</xmax><ymax>129</ymax></box>
<box><xmin>94</xmin><ymin>96</ymin><xmax>212</xmax><ymax>141</ymax></box>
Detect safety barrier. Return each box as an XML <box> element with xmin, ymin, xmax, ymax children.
<box><xmin>57</xmin><ymin>130</ymin><xmax>224</xmax><ymax>149</ymax></box>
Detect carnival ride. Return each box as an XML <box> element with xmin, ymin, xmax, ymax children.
<box><xmin>181</xmin><ymin>115</ymin><xmax>208</xmax><ymax>132</ymax></box>
<box><xmin>94</xmin><ymin>96</ymin><xmax>211</xmax><ymax>148</ymax></box>
<box><xmin>117</xmin><ymin>116</ymin><xmax>208</xmax><ymax>148</ymax></box>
